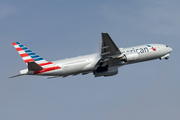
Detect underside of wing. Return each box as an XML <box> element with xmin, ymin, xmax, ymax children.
<box><xmin>93</xmin><ymin>33</ymin><xmax>124</xmax><ymax>77</ymax></box>
<box><xmin>101</xmin><ymin>33</ymin><xmax>121</xmax><ymax>58</ymax></box>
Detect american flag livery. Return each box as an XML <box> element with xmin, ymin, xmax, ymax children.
<box><xmin>12</xmin><ymin>42</ymin><xmax>60</xmax><ymax>74</ymax></box>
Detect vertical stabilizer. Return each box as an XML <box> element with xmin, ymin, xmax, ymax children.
<box><xmin>12</xmin><ymin>42</ymin><xmax>61</xmax><ymax>75</ymax></box>
<box><xmin>12</xmin><ymin>42</ymin><xmax>55</xmax><ymax>68</ymax></box>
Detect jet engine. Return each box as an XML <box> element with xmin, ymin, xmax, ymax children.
<box><xmin>121</xmin><ymin>52</ymin><xmax>139</xmax><ymax>62</ymax></box>
<box><xmin>93</xmin><ymin>68</ymin><xmax>118</xmax><ymax>77</ymax></box>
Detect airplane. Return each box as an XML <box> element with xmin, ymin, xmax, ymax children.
<box><xmin>10</xmin><ymin>33</ymin><xmax>172</xmax><ymax>78</ymax></box>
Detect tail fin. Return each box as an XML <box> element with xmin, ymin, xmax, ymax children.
<box><xmin>12</xmin><ymin>42</ymin><xmax>55</xmax><ymax>68</ymax></box>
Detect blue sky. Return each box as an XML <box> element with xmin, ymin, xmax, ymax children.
<box><xmin>0</xmin><ymin>0</ymin><xmax>180</xmax><ymax>120</ymax></box>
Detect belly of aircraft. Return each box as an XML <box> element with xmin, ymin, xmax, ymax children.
<box><xmin>62</xmin><ymin>62</ymin><xmax>91</xmax><ymax>75</ymax></box>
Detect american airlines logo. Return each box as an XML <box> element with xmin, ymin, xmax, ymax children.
<box><xmin>122</xmin><ymin>45</ymin><xmax>156</xmax><ymax>54</ymax></box>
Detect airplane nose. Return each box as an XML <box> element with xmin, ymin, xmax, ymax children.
<box><xmin>169</xmin><ymin>47</ymin><xmax>173</xmax><ymax>53</ymax></box>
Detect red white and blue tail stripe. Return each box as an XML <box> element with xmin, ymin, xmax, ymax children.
<box><xmin>12</xmin><ymin>42</ymin><xmax>60</xmax><ymax>74</ymax></box>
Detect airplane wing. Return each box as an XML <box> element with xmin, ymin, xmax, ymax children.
<box><xmin>99</xmin><ymin>33</ymin><xmax>122</xmax><ymax>64</ymax></box>
<box><xmin>101</xmin><ymin>33</ymin><xmax>121</xmax><ymax>58</ymax></box>
<box><xmin>94</xmin><ymin>33</ymin><xmax>123</xmax><ymax>74</ymax></box>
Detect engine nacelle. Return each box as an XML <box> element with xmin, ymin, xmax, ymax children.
<box><xmin>123</xmin><ymin>52</ymin><xmax>139</xmax><ymax>62</ymax></box>
<box><xmin>94</xmin><ymin>68</ymin><xmax>118</xmax><ymax>77</ymax></box>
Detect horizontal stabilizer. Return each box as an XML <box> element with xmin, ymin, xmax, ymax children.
<box><xmin>46</xmin><ymin>76</ymin><xmax>61</xmax><ymax>79</ymax></box>
<box><xmin>28</xmin><ymin>61</ymin><xmax>43</xmax><ymax>71</ymax></box>
<box><xmin>9</xmin><ymin>74</ymin><xmax>24</xmax><ymax>78</ymax></box>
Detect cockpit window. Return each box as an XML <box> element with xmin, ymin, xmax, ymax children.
<box><xmin>166</xmin><ymin>45</ymin><xmax>168</xmax><ymax>47</ymax></box>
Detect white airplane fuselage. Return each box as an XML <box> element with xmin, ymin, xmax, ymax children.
<box><xmin>11</xmin><ymin>33</ymin><xmax>172</xmax><ymax>78</ymax></box>
<box><xmin>20</xmin><ymin>44</ymin><xmax>171</xmax><ymax>77</ymax></box>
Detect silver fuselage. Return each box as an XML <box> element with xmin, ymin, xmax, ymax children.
<box><xmin>33</xmin><ymin>44</ymin><xmax>172</xmax><ymax>77</ymax></box>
